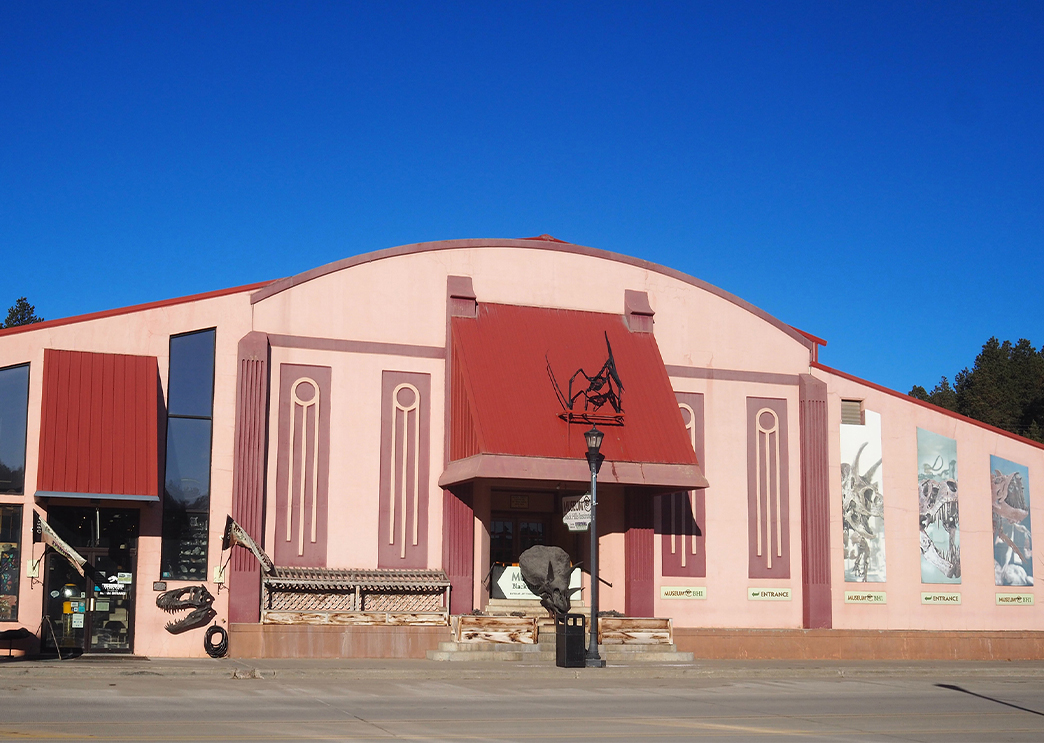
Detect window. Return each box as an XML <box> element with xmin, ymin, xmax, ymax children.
<box><xmin>0</xmin><ymin>364</ymin><xmax>30</xmax><ymax>495</ymax></box>
<box><xmin>160</xmin><ymin>329</ymin><xmax>215</xmax><ymax>580</ymax></box>
<box><xmin>841</xmin><ymin>399</ymin><xmax>864</xmax><ymax>426</ymax></box>
<box><xmin>0</xmin><ymin>505</ymin><xmax>21</xmax><ymax>621</ymax></box>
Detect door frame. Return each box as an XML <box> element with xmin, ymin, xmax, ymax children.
<box><xmin>39</xmin><ymin>506</ymin><xmax>139</xmax><ymax>655</ymax></box>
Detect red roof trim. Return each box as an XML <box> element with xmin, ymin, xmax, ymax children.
<box><xmin>792</xmin><ymin>327</ymin><xmax>827</xmax><ymax>347</ymax></box>
<box><xmin>439</xmin><ymin>453</ymin><xmax>709</xmax><ymax>490</ymax></box>
<box><xmin>812</xmin><ymin>361</ymin><xmax>1044</xmax><ymax>451</ymax></box>
<box><xmin>0</xmin><ymin>281</ymin><xmax>274</xmax><ymax>338</ymax></box>
<box><xmin>249</xmin><ymin>238</ymin><xmax>814</xmax><ymax>351</ymax></box>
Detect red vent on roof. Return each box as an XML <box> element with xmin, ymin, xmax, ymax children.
<box><xmin>520</xmin><ymin>234</ymin><xmax>569</xmax><ymax>243</ymax></box>
<box><xmin>37</xmin><ymin>349</ymin><xmax>159</xmax><ymax>498</ymax></box>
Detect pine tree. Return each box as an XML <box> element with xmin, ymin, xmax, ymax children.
<box><xmin>2</xmin><ymin>297</ymin><xmax>44</xmax><ymax>328</ymax></box>
<box><xmin>909</xmin><ymin>337</ymin><xmax>1044</xmax><ymax>443</ymax></box>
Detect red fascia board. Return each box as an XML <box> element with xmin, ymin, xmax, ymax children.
<box><xmin>812</xmin><ymin>361</ymin><xmax>1044</xmax><ymax>452</ymax></box>
<box><xmin>792</xmin><ymin>327</ymin><xmax>827</xmax><ymax>347</ymax></box>
<box><xmin>0</xmin><ymin>281</ymin><xmax>275</xmax><ymax>338</ymax></box>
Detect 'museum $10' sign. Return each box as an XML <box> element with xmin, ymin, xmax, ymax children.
<box><xmin>562</xmin><ymin>494</ymin><xmax>592</xmax><ymax>532</ymax></box>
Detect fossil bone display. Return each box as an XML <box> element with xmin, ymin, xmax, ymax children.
<box><xmin>841</xmin><ymin>442</ymin><xmax>884</xmax><ymax>583</ymax></box>
<box><xmin>992</xmin><ymin>465</ymin><xmax>1033</xmax><ymax>586</ymax></box>
<box><xmin>156</xmin><ymin>585</ymin><xmax>217</xmax><ymax>634</ymax></box>
<box><xmin>918</xmin><ymin>477</ymin><xmax>961</xmax><ymax>580</ymax></box>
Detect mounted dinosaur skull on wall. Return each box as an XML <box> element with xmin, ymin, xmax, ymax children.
<box><xmin>156</xmin><ymin>585</ymin><xmax>217</xmax><ymax>634</ymax></box>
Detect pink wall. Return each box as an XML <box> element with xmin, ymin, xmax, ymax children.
<box><xmin>655</xmin><ymin>379</ymin><xmax>805</xmax><ymax>629</ymax></box>
<box><xmin>0</xmin><ymin>289</ymin><xmax>255</xmax><ymax>657</ymax></box>
<box><xmin>249</xmin><ymin>243</ymin><xmax>814</xmax><ymax>616</ymax></box>
<box><xmin>820</xmin><ymin>367</ymin><xmax>1044</xmax><ymax>631</ymax></box>
<box><xmin>9</xmin><ymin>240</ymin><xmax>1040</xmax><ymax>657</ymax></box>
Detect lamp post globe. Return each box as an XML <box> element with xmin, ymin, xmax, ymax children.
<box><xmin>583</xmin><ymin>425</ymin><xmax>606</xmax><ymax>668</ymax></box>
<box><xmin>584</xmin><ymin>425</ymin><xmax>604</xmax><ymax>456</ymax></box>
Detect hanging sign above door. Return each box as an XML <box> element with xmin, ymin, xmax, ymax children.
<box><xmin>562</xmin><ymin>494</ymin><xmax>592</xmax><ymax>532</ymax></box>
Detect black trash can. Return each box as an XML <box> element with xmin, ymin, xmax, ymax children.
<box><xmin>555</xmin><ymin>613</ymin><xmax>586</xmax><ymax>668</ymax></box>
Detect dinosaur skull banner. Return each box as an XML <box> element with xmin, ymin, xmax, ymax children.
<box><xmin>840</xmin><ymin>410</ymin><xmax>886</xmax><ymax>582</ymax></box>
<box><xmin>991</xmin><ymin>455</ymin><xmax>1033</xmax><ymax>587</ymax></box>
<box><xmin>917</xmin><ymin>428</ymin><xmax>961</xmax><ymax>583</ymax></box>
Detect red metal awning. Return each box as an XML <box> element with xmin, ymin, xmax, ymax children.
<box><xmin>36</xmin><ymin>349</ymin><xmax>160</xmax><ymax>502</ymax></box>
<box><xmin>440</xmin><ymin>303</ymin><xmax>708</xmax><ymax>490</ymax></box>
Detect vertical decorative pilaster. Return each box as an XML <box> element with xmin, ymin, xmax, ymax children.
<box><xmin>229</xmin><ymin>332</ymin><xmax>269</xmax><ymax>624</ymax></box>
<box><xmin>799</xmin><ymin>374</ymin><xmax>832</xmax><ymax>628</ymax></box>
<box><xmin>625</xmin><ymin>489</ymin><xmax>654</xmax><ymax>616</ymax></box>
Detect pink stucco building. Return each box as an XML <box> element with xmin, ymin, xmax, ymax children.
<box><xmin>1</xmin><ymin>237</ymin><xmax>1041</xmax><ymax>660</ymax></box>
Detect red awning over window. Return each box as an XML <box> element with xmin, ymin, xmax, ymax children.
<box><xmin>37</xmin><ymin>349</ymin><xmax>160</xmax><ymax>501</ymax></box>
<box><xmin>441</xmin><ymin>303</ymin><xmax>708</xmax><ymax>490</ymax></box>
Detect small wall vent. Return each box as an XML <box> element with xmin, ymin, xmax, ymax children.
<box><xmin>840</xmin><ymin>399</ymin><xmax>864</xmax><ymax>426</ymax></box>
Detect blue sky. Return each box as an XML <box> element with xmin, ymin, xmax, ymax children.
<box><xmin>2</xmin><ymin>2</ymin><xmax>1042</xmax><ymax>394</ymax></box>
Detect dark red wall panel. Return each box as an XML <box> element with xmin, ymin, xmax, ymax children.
<box><xmin>442</xmin><ymin>485</ymin><xmax>474</xmax><ymax>614</ymax></box>
<box><xmin>379</xmin><ymin>371</ymin><xmax>432</xmax><ymax>569</ymax></box>
<box><xmin>38</xmin><ymin>349</ymin><xmax>159</xmax><ymax>497</ymax></box>
<box><xmin>625</xmin><ymin>489</ymin><xmax>654</xmax><ymax>617</ymax></box>
<box><xmin>274</xmin><ymin>364</ymin><xmax>331</xmax><ymax>568</ymax></box>
<box><xmin>660</xmin><ymin>392</ymin><xmax>707</xmax><ymax>577</ymax></box>
<box><xmin>747</xmin><ymin>397</ymin><xmax>791</xmax><ymax>579</ymax></box>
<box><xmin>229</xmin><ymin>332</ymin><xmax>269</xmax><ymax>623</ymax></box>
<box><xmin>799</xmin><ymin>374</ymin><xmax>832</xmax><ymax>629</ymax></box>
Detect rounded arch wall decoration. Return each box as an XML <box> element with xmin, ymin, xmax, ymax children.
<box><xmin>378</xmin><ymin>371</ymin><xmax>432</xmax><ymax>568</ymax></box>
<box><xmin>274</xmin><ymin>364</ymin><xmax>331</xmax><ymax>567</ymax></box>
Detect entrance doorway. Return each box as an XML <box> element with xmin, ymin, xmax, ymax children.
<box><xmin>41</xmin><ymin>507</ymin><xmax>139</xmax><ymax>655</ymax></box>
<box><xmin>490</xmin><ymin>515</ymin><xmax>551</xmax><ymax>565</ymax></box>
<box><xmin>486</xmin><ymin>489</ymin><xmax>587</xmax><ymax>605</ymax></box>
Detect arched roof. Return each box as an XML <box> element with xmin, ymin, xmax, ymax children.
<box><xmin>249</xmin><ymin>237</ymin><xmax>814</xmax><ymax>350</ymax></box>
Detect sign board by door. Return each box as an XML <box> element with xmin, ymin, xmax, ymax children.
<box><xmin>491</xmin><ymin>565</ymin><xmax>583</xmax><ymax>601</ymax></box>
<box><xmin>562</xmin><ymin>494</ymin><xmax>591</xmax><ymax>532</ymax></box>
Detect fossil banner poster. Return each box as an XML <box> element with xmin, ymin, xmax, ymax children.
<box><xmin>840</xmin><ymin>410</ymin><xmax>886</xmax><ymax>582</ymax></box>
<box><xmin>991</xmin><ymin>455</ymin><xmax>1033</xmax><ymax>586</ymax></box>
<box><xmin>917</xmin><ymin>428</ymin><xmax>961</xmax><ymax>583</ymax></box>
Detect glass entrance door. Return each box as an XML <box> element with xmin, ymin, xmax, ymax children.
<box><xmin>490</xmin><ymin>515</ymin><xmax>549</xmax><ymax>565</ymax></box>
<box><xmin>40</xmin><ymin>507</ymin><xmax>138</xmax><ymax>655</ymax></box>
<box><xmin>43</xmin><ymin>551</ymin><xmax>136</xmax><ymax>653</ymax></box>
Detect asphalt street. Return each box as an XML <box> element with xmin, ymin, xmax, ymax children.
<box><xmin>1</xmin><ymin>658</ymin><xmax>1043</xmax><ymax>742</ymax></box>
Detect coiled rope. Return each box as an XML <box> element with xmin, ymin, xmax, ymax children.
<box><xmin>204</xmin><ymin>625</ymin><xmax>229</xmax><ymax>658</ymax></box>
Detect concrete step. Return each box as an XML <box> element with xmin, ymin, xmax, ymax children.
<box><xmin>604</xmin><ymin>650</ymin><xmax>694</xmax><ymax>663</ymax></box>
<box><xmin>427</xmin><ymin>649</ymin><xmax>557</xmax><ymax>662</ymax></box>
<box><xmin>483</xmin><ymin>601</ymin><xmax>589</xmax><ymax>617</ymax></box>
<box><xmin>429</xmin><ymin>637</ymin><xmax>692</xmax><ymax>663</ymax></box>
<box><xmin>438</xmin><ymin>641</ymin><xmax>552</xmax><ymax>653</ymax></box>
<box><xmin>601</xmin><ymin>643</ymin><xmax>680</xmax><ymax>653</ymax></box>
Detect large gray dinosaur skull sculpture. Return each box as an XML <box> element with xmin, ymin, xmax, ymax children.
<box><xmin>518</xmin><ymin>545</ymin><xmax>573</xmax><ymax>618</ymax></box>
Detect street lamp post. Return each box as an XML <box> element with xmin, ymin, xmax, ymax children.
<box><xmin>584</xmin><ymin>425</ymin><xmax>606</xmax><ymax>668</ymax></box>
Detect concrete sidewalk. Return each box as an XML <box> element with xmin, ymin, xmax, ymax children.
<box><xmin>3</xmin><ymin>654</ymin><xmax>1043</xmax><ymax>681</ymax></box>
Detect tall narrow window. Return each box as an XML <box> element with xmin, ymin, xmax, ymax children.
<box><xmin>0</xmin><ymin>505</ymin><xmax>21</xmax><ymax>621</ymax></box>
<box><xmin>161</xmin><ymin>329</ymin><xmax>215</xmax><ymax>581</ymax></box>
<box><xmin>0</xmin><ymin>363</ymin><xmax>30</xmax><ymax>495</ymax></box>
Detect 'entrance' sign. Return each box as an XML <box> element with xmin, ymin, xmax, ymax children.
<box><xmin>562</xmin><ymin>494</ymin><xmax>592</xmax><ymax>532</ymax></box>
